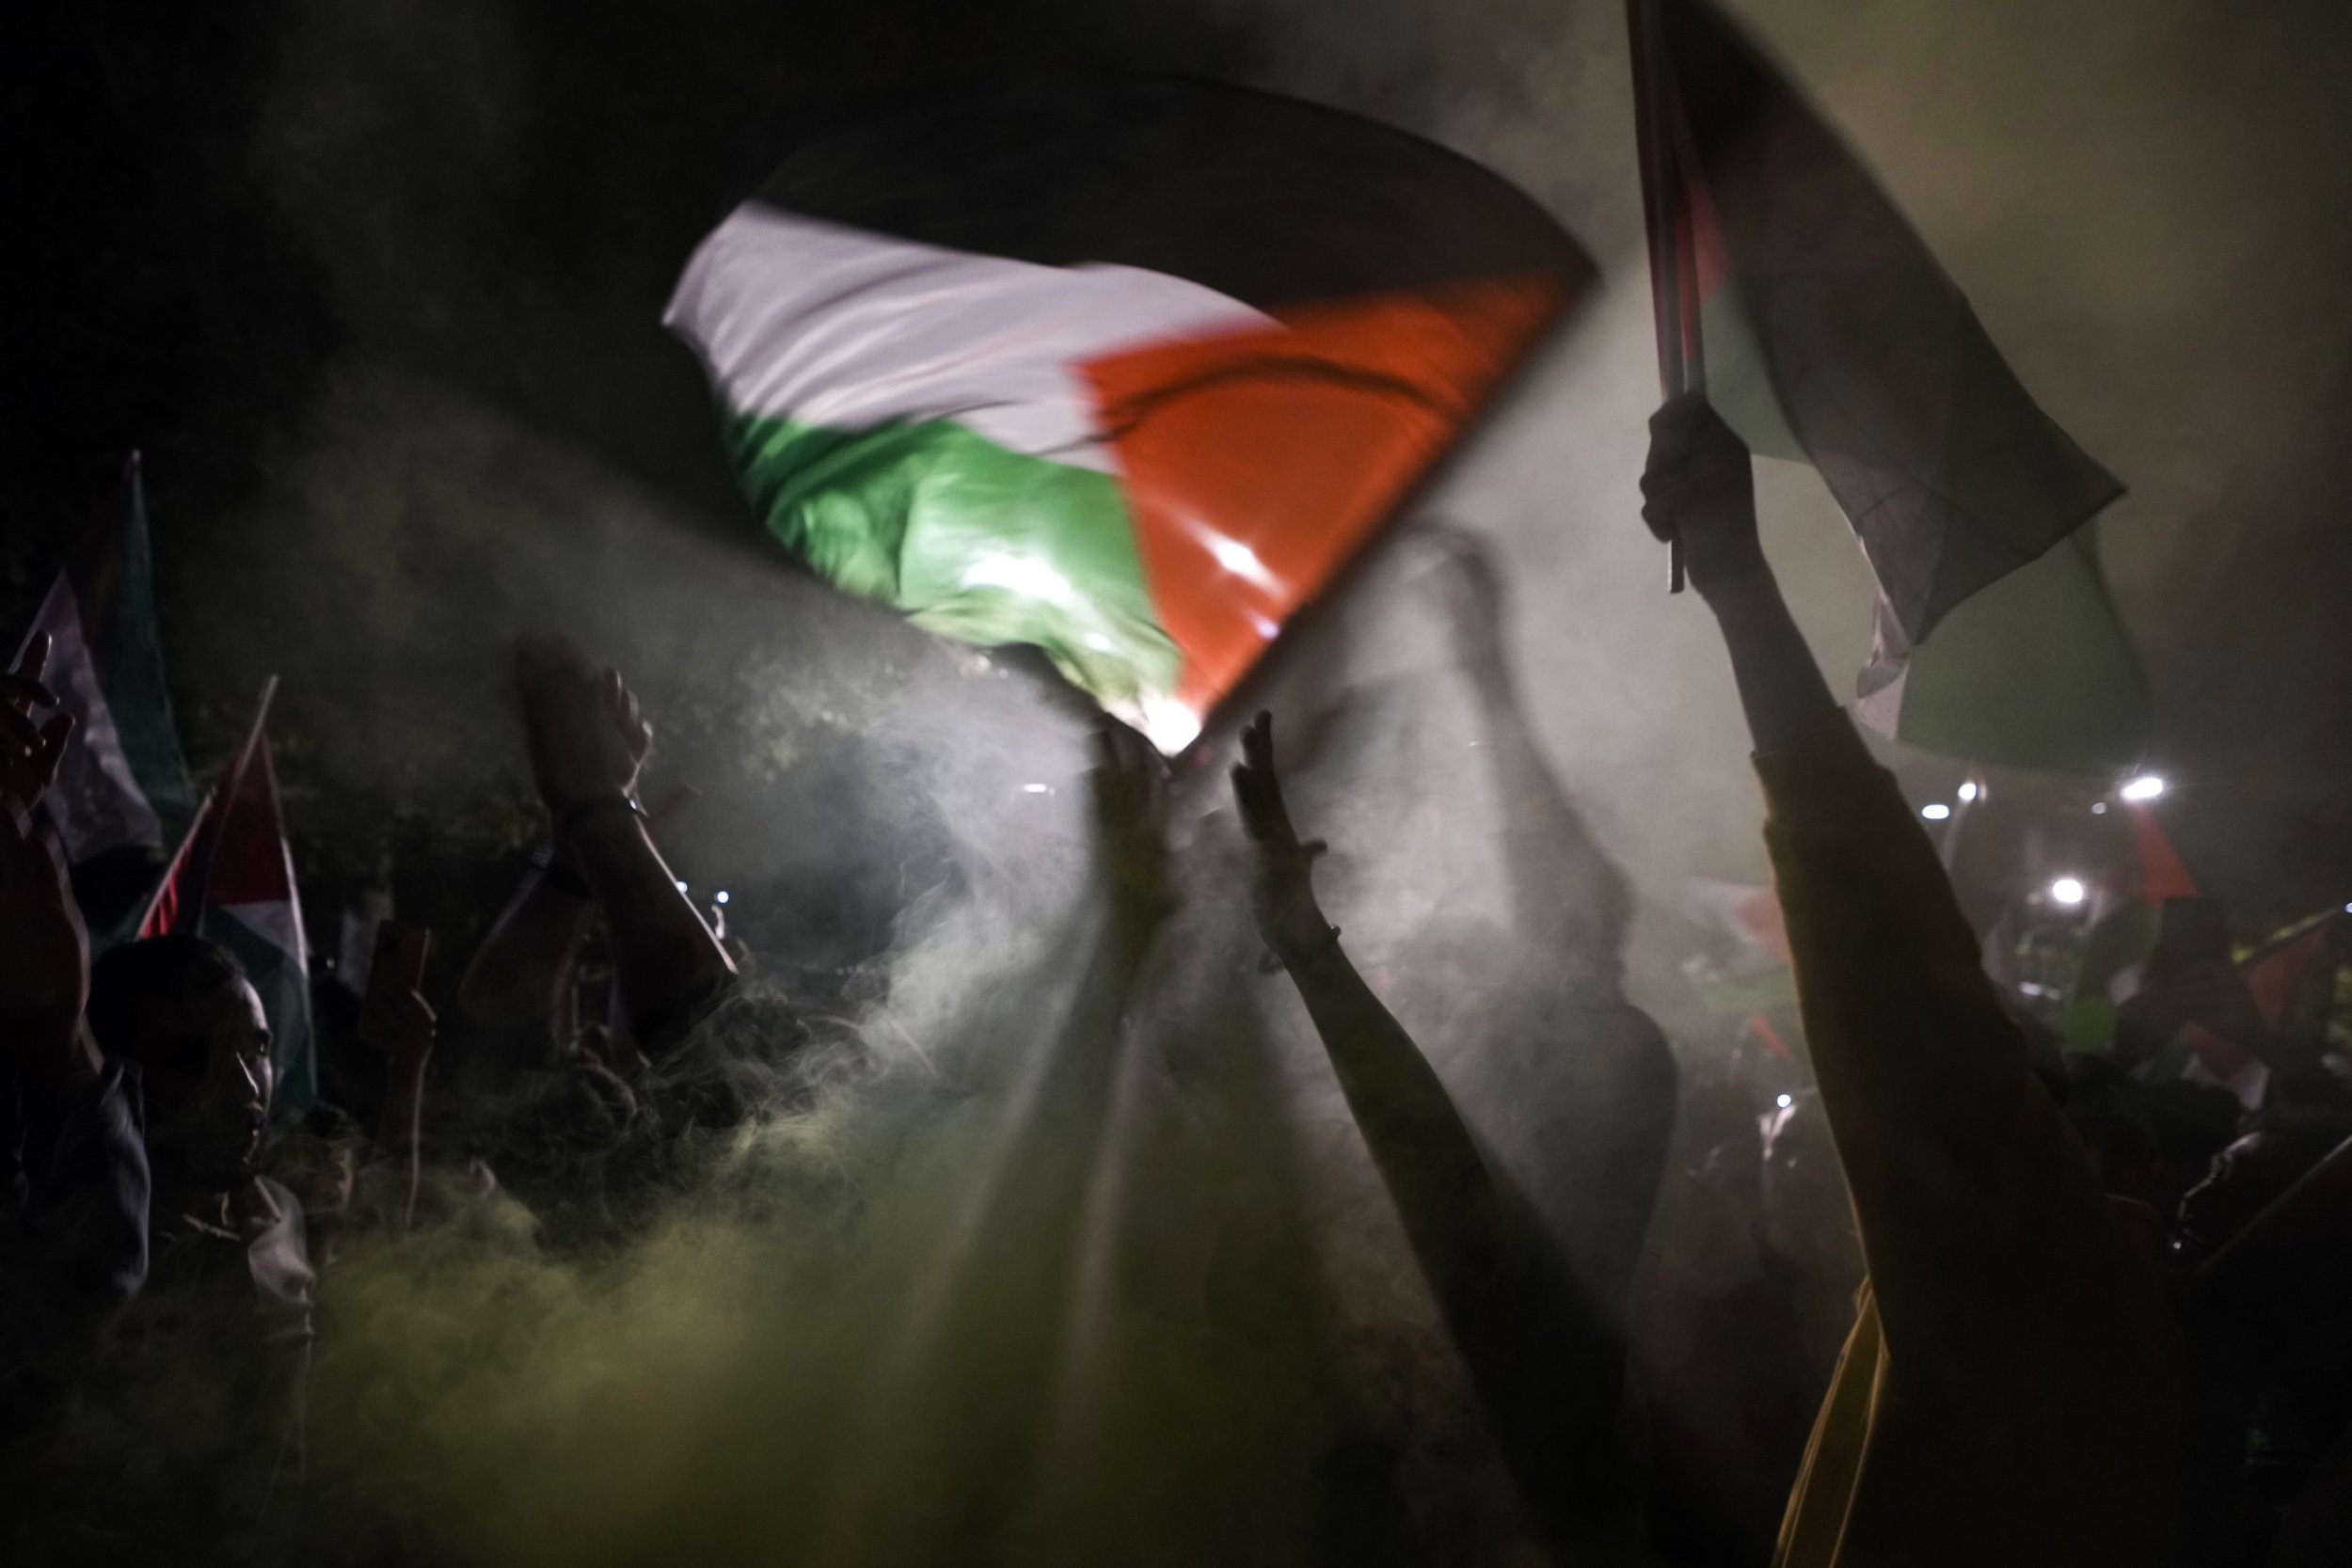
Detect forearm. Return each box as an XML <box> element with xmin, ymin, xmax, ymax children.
<box><xmin>1468</xmin><ymin>663</ymin><xmax>1632</xmax><ymax>967</ymax></box>
<box><xmin>1282</xmin><ymin>938</ymin><xmax>1626</xmax><ymax>1535</ymax></box>
<box><xmin>567</xmin><ymin>812</ymin><xmax>734</xmax><ymax>1050</ymax></box>
<box><xmin>1703</xmin><ymin>569</ymin><xmax>1840</xmax><ymax>756</ymax></box>
<box><xmin>1285</xmin><ymin>943</ymin><xmax>1496</xmax><ymax>1223</ymax></box>
<box><xmin>374</xmin><ymin>1044</ymin><xmax>430</xmax><ymax>1231</ymax></box>
<box><xmin>456</xmin><ymin>870</ymin><xmax>594</xmax><ymax>1034</ymax></box>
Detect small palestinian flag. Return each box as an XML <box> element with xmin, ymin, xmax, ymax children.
<box><xmin>666</xmin><ymin>78</ymin><xmax>1588</xmax><ymax>751</ymax></box>
<box><xmin>139</xmin><ymin>683</ymin><xmax>317</xmax><ymax>1117</ymax></box>
<box><xmin>1628</xmin><ymin>0</ymin><xmax>2150</xmax><ymax>772</ymax></box>
<box><xmin>2060</xmin><ymin>802</ymin><xmax>2201</xmax><ymax>1052</ymax></box>
<box><xmin>10</xmin><ymin>454</ymin><xmax>199</xmax><ymax>933</ymax></box>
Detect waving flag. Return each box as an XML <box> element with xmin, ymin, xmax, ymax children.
<box><xmin>10</xmin><ymin>454</ymin><xmax>199</xmax><ymax>932</ymax></box>
<box><xmin>667</xmin><ymin>78</ymin><xmax>1589</xmax><ymax>751</ymax></box>
<box><xmin>139</xmin><ymin>682</ymin><xmax>317</xmax><ymax>1117</ymax></box>
<box><xmin>1628</xmin><ymin>0</ymin><xmax>2150</xmax><ymax>771</ymax></box>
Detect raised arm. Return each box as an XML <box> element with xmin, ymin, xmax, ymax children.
<box><xmin>1426</xmin><ymin>526</ymin><xmax>1633</xmax><ymax>977</ymax></box>
<box><xmin>1639</xmin><ymin>391</ymin><xmax>2112</xmax><ymax>1279</ymax></box>
<box><xmin>0</xmin><ymin>639</ymin><xmax>148</xmax><ymax>1308</ymax></box>
<box><xmin>1232</xmin><ymin>713</ymin><xmax>1625</xmax><ymax>1545</ymax></box>
<box><xmin>514</xmin><ymin>636</ymin><xmax>734</xmax><ymax>1053</ymax></box>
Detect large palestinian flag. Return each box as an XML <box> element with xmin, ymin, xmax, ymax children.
<box><xmin>10</xmin><ymin>453</ymin><xmax>199</xmax><ymax>934</ymax></box>
<box><xmin>1628</xmin><ymin>0</ymin><xmax>2151</xmax><ymax>772</ymax></box>
<box><xmin>666</xmin><ymin>79</ymin><xmax>1589</xmax><ymax>751</ymax></box>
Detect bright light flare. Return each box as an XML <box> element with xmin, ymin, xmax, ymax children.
<box><xmin>1957</xmin><ymin>780</ymin><xmax>1979</xmax><ymax>803</ymax></box>
<box><xmin>2049</xmin><ymin>877</ymin><xmax>2088</xmax><ymax>907</ymax></box>
<box><xmin>1775</xmin><ymin>1093</ymin><xmax>1793</xmax><ymax>1110</ymax></box>
<box><xmin>1138</xmin><ymin>696</ymin><xmax>1201</xmax><ymax>754</ymax></box>
<box><xmin>1921</xmin><ymin>803</ymin><xmax>1951</xmax><ymax>821</ymax></box>
<box><xmin>715</xmin><ymin>891</ymin><xmax>730</xmax><ymax>905</ymax></box>
<box><xmin>2121</xmin><ymin>775</ymin><xmax>2166</xmax><ymax>802</ymax></box>
<box><xmin>961</xmin><ymin>553</ymin><xmax>1075</xmax><ymax>607</ymax></box>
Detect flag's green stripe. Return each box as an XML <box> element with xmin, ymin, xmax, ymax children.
<box><xmin>723</xmin><ymin>407</ymin><xmax>1180</xmax><ymax>706</ymax></box>
<box><xmin>1894</xmin><ymin>526</ymin><xmax>2153</xmax><ymax>773</ymax></box>
<box><xmin>1697</xmin><ymin>285</ymin><xmax>1805</xmax><ymax>461</ymax></box>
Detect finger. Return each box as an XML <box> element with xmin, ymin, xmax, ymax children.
<box><xmin>32</xmin><ymin>712</ymin><xmax>73</xmax><ymax>789</ymax></box>
<box><xmin>0</xmin><ymin>673</ymin><xmax>59</xmax><ymax>714</ymax></box>
<box><xmin>9</xmin><ymin>631</ymin><xmax>51</xmax><ymax>705</ymax></box>
<box><xmin>0</xmin><ymin>706</ymin><xmax>40</xmax><ymax>753</ymax></box>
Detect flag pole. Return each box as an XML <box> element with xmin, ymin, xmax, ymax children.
<box><xmin>1629</xmin><ymin>0</ymin><xmax>1692</xmax><ymax>593</ymax></box>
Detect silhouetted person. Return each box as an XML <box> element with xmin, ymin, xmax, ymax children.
<box><xmin>1232</xmin><ymin>710</ymin><xmax>1632</xmax><ymax>1555</ymax></box>
<box><xmin>1641</xmin><ymin>392</ymin><xmax>2183</xmax><ymax>1567</ymax></box>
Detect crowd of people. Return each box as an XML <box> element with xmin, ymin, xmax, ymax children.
<box><xmin>2</xmin><ymin>395</ymin><xmax>2347</xmax><ymax>1565</ymax></box>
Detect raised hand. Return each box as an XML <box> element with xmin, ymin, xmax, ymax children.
<box><xmin>1639</xmin><ymin>392</ymin><xmax>1765</xmax><ymax>602</ymax></box>
<box><xmin>1</xmin><ymin>632</ymin><xmax>75</xmax><ymax>814</ymax></box>
<box><xmin>515</xmin><ymin>633</ymin><xmax>653</xmax><ymax>819</ymax></box>
<box><xmin>1230</xmin><ymin>712</ymin><xmax>1338</xmax><ymax>966</ymax></box>
<box><xmin>358</xmin><ymin>987</ymin><xmax>437</xmax><ymax>1063</ymax></box>
<box><xmin>1089</xmin><ymin>714</ymin><xmax>1173</xmax><ymax>925</ymax></box>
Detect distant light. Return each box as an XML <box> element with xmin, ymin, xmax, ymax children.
<box><xmin>1957</xmin><ymin>780</ymin><xmax>1979</xmax><ymax>803</ymax></box>
<box><xmin>961</xmin><ymin>553</ymin><xmax>1074</xmax><ymax>606</ymax></box>
<box><xmin>2090</xmin><ymin>801</ymin><xmax>2107</xmax><ymax>816</ymax></box>
<box><xmin>1083</xmin><ymin>632</ymin><xmax>1114</xmax><ymax>653</ymax></box>
<box><xmin>714</xmin><ymin>891</ymin><xmax>729</xmax><ymax>905</ymax></box>
<box><xmin>1776</xmin><ymin>1093</ymin><xmax>1793</xmax><ymax>1110</ymax></box>
<box><xmin>2344</xmin><ymin>902</ymin><xmax>2352</xmax><ymax>915</ymax></box>
<box><xmin>1138</xmin><ymin>696</ymin><xmax>1201</xmax><ymax>753</ymax></box>
<box><xmin>1020</xmin><ymin>783</ymin><xmax>1051</xmax><ymax>795</ymax></box>
<box><xmin>2121</xmin><ymin>774</ymin><xmax>2166</xmax><ymax>802</ymax></box>
<box><xmin>2049</xmin><ymin>877</ymin><xmax>2088</xmax><ymax>906</ymax></box>
<box><xmin>1921</xmin><ymin>802</ymin><xmax>1951</xmax><ymax>821</ymax></box>
<box><xmin>675</xmin><ymin>879</ymin><xmax>689</xmax><ymax>894</ymax></box>
<box><xmin>1248</xmin><ymin>611</ymin><xmax>1281</xmax><ymax>641</ymax></box>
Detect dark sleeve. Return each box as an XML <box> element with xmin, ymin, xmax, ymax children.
<box><xmin>15</xmin><ymin>1059</ymin><xmax>151</xmax><ymax>1307</ymax></box>
<box><xmin>0</xmin><ymin>1059</ymin><xmax>149</xmax><ymax>1431</ymax></box>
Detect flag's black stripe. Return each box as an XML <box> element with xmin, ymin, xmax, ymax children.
<box><xmin>752</xmin><ymin>76</ymin><xmax>1588</xmax><ymax>309</ymax></box>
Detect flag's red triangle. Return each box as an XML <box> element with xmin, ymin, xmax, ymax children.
<box><xmin>205</xmin><ymin>726</ymin><xmax>294</xmax><ymax>909</ymax></box>
<box><xmin>2126</xmin><ymin>802</ymin><xmax>2197</xmax><ymax>907</ymax></box>
<box><xmin>1082</xmin><ymin>274</ymin><xmax>1570</xmax><ymax>721</ymax></box>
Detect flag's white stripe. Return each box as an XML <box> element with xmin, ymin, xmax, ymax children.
<box><xmin>663</xmin><ymin>205</ymin><xmax>1269</xmax><ymax>473</ymax></box>
<box><xmin>16</xmin><ymin>578</ymin><xmax>163</xmax><ymax>859</ymax></box>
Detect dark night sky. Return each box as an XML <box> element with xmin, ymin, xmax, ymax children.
<box><xmin>6</xmin><ymin>0</ymin><xmax>2349</xmax><ymax>963</ymax></box>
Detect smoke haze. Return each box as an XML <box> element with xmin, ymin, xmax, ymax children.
<box><xmin>8</xmin><ymin>0</ymin><xmax>2352</xmax><ymax>1560</ymax></box>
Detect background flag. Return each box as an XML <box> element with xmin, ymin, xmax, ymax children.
<box><xmin>1628</xmin><ymin>0</ymin><xmax>2152</xmax><ymax>771</ymax></box>
<box><xmin>139</xmin><ymin>681</ymin><xmax>317</xmax><ymax>1117</ymax></box>
<box><xmin>667</xmin><ymin>77</ymin><xmax>1590</xmax><ymax>752</ymax></box>
<box><xmin>2060</xmin><ymin>800</ymin><xmax>2201</xmax><ymax>1052</ymax></box>
<box><xmin>10</xmin><ymin>453</ymin><xmax>199</xmax><ymax>931</ymax></box>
